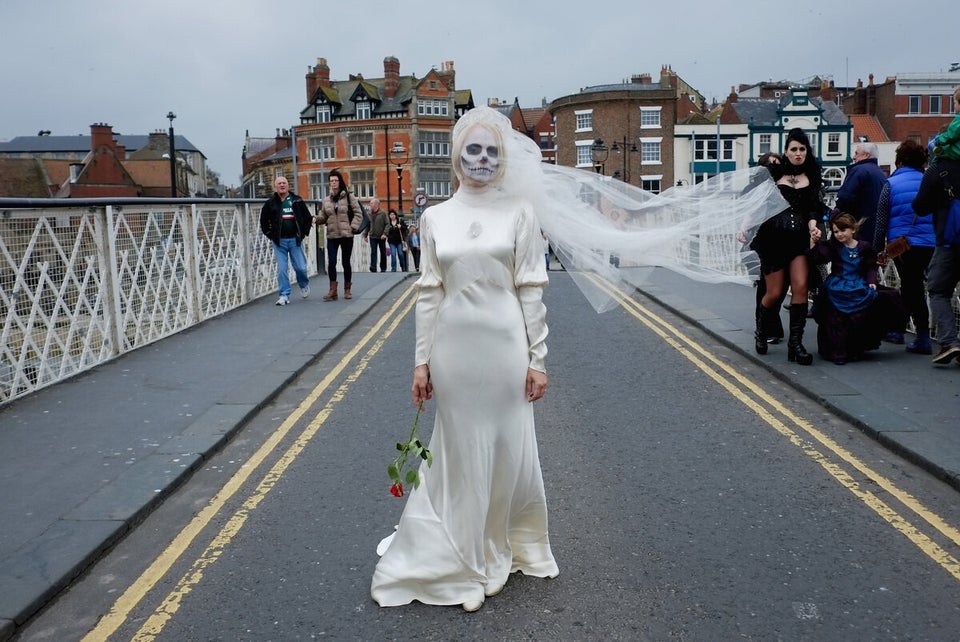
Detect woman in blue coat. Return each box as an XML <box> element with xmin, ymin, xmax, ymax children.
<box><xmin>873</xmin><ymin>139</ymin><xmax>934</xmax><ymax>353</ymax></box>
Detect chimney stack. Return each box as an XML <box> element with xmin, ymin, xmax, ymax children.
<box><xmin>90</xmin><ymin>123</ymin><xmax>124</xmax><ymax>155</ymax></box>
<box><xmin>306</xmin><ymin>57</ymin><xmax>331</xmax><ymax>102</ymax></box>
<box><xmin>383</xmin><ymin>56</ymin><xmax>400</xmax><ymax>98</ymax></box>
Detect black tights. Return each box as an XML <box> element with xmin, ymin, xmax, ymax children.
<box><xmin>327</xmin><ymin>237</ymin><xmax>354</xmax><ymax>282</ymax></box>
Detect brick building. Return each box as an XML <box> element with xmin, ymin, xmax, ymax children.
<box><xmin>843</xmin><ymin>71</ymin><xmax>960</xmax><ymax>147</ymax></box>
<box><xmin>287</xmin><ymin>56</ymin><xmax>475</xmax><ymax>216</ymax></box>
<box><xmin>549</xmin><ymin>65</ymin><xmax>704</xmax><ymax>193</ymax></box>
<box><xmin>0</xmin><ymin>125</ymin><xmax>208</xmax><ymax>198</ymax></box>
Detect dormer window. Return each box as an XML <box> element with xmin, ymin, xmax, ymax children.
<box><xmin>356</xmin><ymin>100</ymin><xmax>371</xmax><ymax>120</ymax></box>
<box><xmin>315</xmin><ymin>104</ymin><xmax>332</xmax><ymax>123</ymax></box>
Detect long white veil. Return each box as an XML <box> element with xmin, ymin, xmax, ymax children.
<box><xmin>451</xmin><ymin>107</ymin><xmax>789</xmax><ymax>312</ymax></box>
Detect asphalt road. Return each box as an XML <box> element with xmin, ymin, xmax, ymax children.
<box><xmin>16</xmin><ymin>274</ymin><xmax>960</xmax><ymax>641</ymax></box>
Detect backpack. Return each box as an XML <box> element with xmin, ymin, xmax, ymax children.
<box><xmin>941</xmin><ymin>170</ymin><xmax>960</xmax><ymax>246</ymax></box>
<box><xmin>348</xmin><ymin>197</ymin><xmax>370</xmax><ymax>235</ymax></box>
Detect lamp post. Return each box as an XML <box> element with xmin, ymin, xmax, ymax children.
<box><xmin>610</xmin><ymin>137</ymin><xmax>639</xmax><ymax>184</ymax></box>
<box><xmin>390</xmin><ymin>141</ymin><xmax>409</xmax><ymax>214</ymax></box>
<box><xmin>166</xmin><ymin>111</ymin><xmax>177</xmax><ymax>197</ymax></box>
<box><xmin>591</xmin><ymin>138</ymin><xmax>608</xmax><ymax>175</ymax></box>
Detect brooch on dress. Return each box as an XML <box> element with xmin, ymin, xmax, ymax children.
<box><xmin>468</xmin><ymin>221</ymin><xmax>483</xmax><ymax>238</ymax></box>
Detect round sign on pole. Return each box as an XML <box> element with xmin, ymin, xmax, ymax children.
<box><xmin>414</xmin><ymin>193</ymin><xmax>427</xmax><ymax>207</ymax></box>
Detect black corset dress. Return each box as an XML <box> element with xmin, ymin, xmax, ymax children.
<box><xmin>749</xmin><ymin>183</ymin><xmax>824</xmax><ymax>274</ymax></box>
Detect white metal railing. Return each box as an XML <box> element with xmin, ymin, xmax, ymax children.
<box><xmin>0</xmin><ymin>197</ymin><xmax>384</xmax><ymax>406</ymax></box>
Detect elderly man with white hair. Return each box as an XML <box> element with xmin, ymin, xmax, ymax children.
<box><xmin>837</xmin><ymin>140</ymin><xmax>888</xmax><ymax>246</ymax></box>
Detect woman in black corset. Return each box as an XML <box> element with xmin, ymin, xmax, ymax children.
<box><xmin>737</xmin><ymin>128</ymin><xmax>827</xmax><ymax>365</ymax></box>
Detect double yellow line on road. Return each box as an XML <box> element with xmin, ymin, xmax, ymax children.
<box><xmin>592</xmin><ymin>275</ymin><xmax>960</xmax><ymax>581</ymax></box>
<box><xmin>84</xmin><ymin>283</ymin><xmax>419</xmax><ymax>642</ymax></box>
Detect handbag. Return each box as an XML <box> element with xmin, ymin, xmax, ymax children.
<box><xmin>883</xmin><ymin>236</ymin><xmax>910</xmax><ymax>259</ymax></box>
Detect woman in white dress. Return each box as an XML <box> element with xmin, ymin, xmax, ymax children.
<box><xmin>371</xmin><ymin>107</ymin><xmax>559</xmax><ymax>612</ymax></box>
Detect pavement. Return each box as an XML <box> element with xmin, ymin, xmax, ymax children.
<box><xmin>1</xmin><ymin>266</ymin><xmax>958</xmax><ymax>640</ymax></box>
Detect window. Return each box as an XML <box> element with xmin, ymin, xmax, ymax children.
<box><xmin>930</xmin><ymin>95</ymin><xmax>942</xmax><ymax>114</ymax></box>
<box><xmin>419</xmin><ymin>169</ymin><xmax>451</xmax><ymax>198</ymax></box>
<box><xmin>350</xmin><ymin>132</ymin><xmax>374</xmax><ymax>159</ymax></box>
<box><xmin>822</xmin><ymin>168</ymin><xmax>843</xmax><ymax>189</ymax></box>
<box><xmin>316</xmin><ymin>104</ymin><xmax>332</xmax><ymax>123</ymax></box>
<box><xmin>758</xmin><ymin>134</ymin><xmax>771</xmax><ymax>156</ymax></box>
<box><xmin>355</xmin><ymin>100</ymin><xmax>371</xmax><ymax>120</ymax></box>
<box><xmin>640</xmin><ymin>177</ymin><xmax>662</xmax><ymax>193</ymax></box>
<box><xmin>575</xmin><ymin>140</ymin><xmax>594</xmax><ymax>167</ymax></box>
<box><xmin>908</xmin><ymin>95</ymin><xmax>921</xmax><ymax>114</ymax></box>
<box><xmin>351</xmin><ymin>170</ymin><xmax>375</xmax><ymax>198</ymax></box>
<box><xmin>418</xmin><ymin>131</ymin><xmax>451</xmax><ymax>158</ymax></box>
<box><xmin>417</xmin><ymin>99</ymin><xmax>449</xmax><ymax>116</ymax></box>
<box><xmin>308</xmin><ymin>136</ymin><xmax>335</xmax><ymax>162</ymax></box>
<box><xmin>309</xmin><ymin>172</ymin><xmax>326</xmax><ymax>200</ymax></box>
<box><xmin>539</xmin><ymin>133</ymin><xmax>552</xmax><ymax>150</ymax></box>
<box><xmin>640</xmin><ymin>107</ymin><xmax>661</xmax><ymax>128</ymax></box>
<box><xmin>640</xmin><ymin>138</ymin><xmax>661</xmax><ymax>164</ymax></box>
<box><xmin>827</xmin><ymin>133</ymin><xmax>840</xmax><ymax>154</ymax></box>
<box><xmin>575</xmin><ymin>110</ymin><xmax>593</xmax><ymax>132</ymax></box>
<box><xmin>694</xmin><ymin>139</ymin><xmax>733</xmax><ymax>161</ymax></box>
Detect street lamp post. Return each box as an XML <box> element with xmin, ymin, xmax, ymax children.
<box><xmin>390</xmin><ymin>141</ymin><xmax>410</xmax><ymax>215</ymax></box>
<box><xmin>166</xmin><ymin>111</ymin><xmax>177</xmax><ymax>197</ymax></box>
<box><xmin>610</xmin><ymin>137</ymin><xmax>639</xmax><ymax>184</ymax></box>
<box><xmin>591</xmin><ymin>138</ymin><xmax>608</xmax><ymax>175</ymax></box>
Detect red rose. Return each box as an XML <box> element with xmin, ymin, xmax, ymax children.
<box><xmin>390</xmin><ymin>483</ymin><xmax>404</xmax><ymax>497</ymax></box>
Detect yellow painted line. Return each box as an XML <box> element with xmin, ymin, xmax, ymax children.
<box><xmin>589</xmin><ymin>274</ymin><xmax>960</xmax><ymax>581</ymax></box>
<box><xmin>84</xmin><ymin>283</ymin><xmax>418</xmax><ymax>642</ymax></box>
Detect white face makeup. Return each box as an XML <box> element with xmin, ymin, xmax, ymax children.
<box><xmin>460</xmin><ymin>126</ymin><xmax>500</xmax><ymax>185</ymax></box>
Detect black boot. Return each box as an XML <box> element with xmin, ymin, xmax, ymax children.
<box><xmin>755</xmin><ymin>304</ymin><xmax>769</xmax><ymax>355</ymax></box>
<box><xmin>788</xmin><ymin>303</ymin><xmax>813</xmax><ymax>365</ymax></box>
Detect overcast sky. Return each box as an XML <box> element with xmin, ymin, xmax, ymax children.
<box><xmin>2</xmin><ymin>0</ymin><xmax>956</xmax><ymax>187</ymax></box>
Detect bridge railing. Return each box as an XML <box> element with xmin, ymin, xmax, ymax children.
<box><xmin>0</xmin><ymin>196</ymin><xmax>386</xmax><ymax>406</ymax></box>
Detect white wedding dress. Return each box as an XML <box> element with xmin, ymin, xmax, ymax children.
<box><xmin>370</xmin><ymin>187</ymin><xmax>559</xmax><ymax>608</ymax></box>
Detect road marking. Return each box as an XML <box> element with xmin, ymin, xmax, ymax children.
<box><xmin>84</xmin><ymin>283</ymin><xmax>418</xmax><ymax>642</ymax></box>
<box><xmin>590</xmin><ymin>275</ymin><xmax>960</xmax><ymax>581</ymax></box>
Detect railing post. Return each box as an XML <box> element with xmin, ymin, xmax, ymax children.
<box><xmin>239</xmin><ymin>203</ymin><xmax>254</xmax><ymax>303</ymax></box>
<box><xmin>100</xmin><ymin>205</ymin><xmax>123</xmax><ymax>359</ymax></box>
<box><xmin>184</xmin><ymin>204</ymin><xmax>201</xmax><ymax>323</ymax></box>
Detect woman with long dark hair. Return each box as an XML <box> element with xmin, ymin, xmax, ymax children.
<box><xmin>739</xmin><ymin>128</ymin><xmax>827</xmax><ymax>365</ymax></box>
<box><xmin>314</xmin><ymin>169</ymin><xmax>363</xmax><ymax>300</ymax></box>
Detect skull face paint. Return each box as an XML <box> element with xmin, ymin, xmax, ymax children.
<box><xmin>459</xmin><ymin>126</ymin><xmax>500</xmax><ymax>186</ymax></box>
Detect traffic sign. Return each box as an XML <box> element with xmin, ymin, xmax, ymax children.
<box><xmin>414</xmin><ymin>192</ymin><xmax>427</xmax><ymax>207</ymax></box>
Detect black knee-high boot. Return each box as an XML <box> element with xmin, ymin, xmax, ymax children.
<box><xmin>755</xmin><ymin>304</ymin><xmax>769</xmax><ymax>355</ymax></box>
<box><xmin>788</xmin><ymin>303</ymin><xmax>813</xmax><ymax>365</ymax></box>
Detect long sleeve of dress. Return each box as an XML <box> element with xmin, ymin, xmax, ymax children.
<box><xmin>518</xmin><ymin>285</ymin><xmax>547</xmax><ymax>373</ymax></box>
<box><xmin>513</xmin><ymin>202</ymin><xmax>549</xmax><ymax>373</ymax></box>
<box><xmin>414</xmin><ymin>212</ymin><xmax>443</xmax><ymax>367</ymax></box>
<box><xmin>415</xmin><ymin>285</ymin><xmax>442</xmax><ymax>367</ymax></box>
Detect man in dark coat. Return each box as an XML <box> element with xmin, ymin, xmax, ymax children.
<box><xmin>366</xmin><ymin>198</ymin><xmax>389</xmax><ymax>272</ymax></box>
<box><xmin>259</xmin><ymin>176</ymin><xmax>312</xmax><ymax>305</ymax></box>
<box><xmin>837</xmin><ymin>141</ymin><xmax>887</xmax><ymax>244</ymax></box>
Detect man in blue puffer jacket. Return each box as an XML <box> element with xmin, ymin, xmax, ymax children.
<box><xmin>874</xmin><ymin>140</ymin><xmax>935</xmax><ymax>353</ymax></box>
<box><xmin>838</xmin><ymin>141</ymin><xmax>888</xmax><ymax>245</ymax></box>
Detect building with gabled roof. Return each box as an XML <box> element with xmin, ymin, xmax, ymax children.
<box><xmin>0</xmin><ymin>125</ymin><xmax>209</xmax><ymax>197</ymax></box>
<box><xmin>279</xmin><ymin>56</ymin><xmax>474</xmax><ymax>215</ymax></box>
